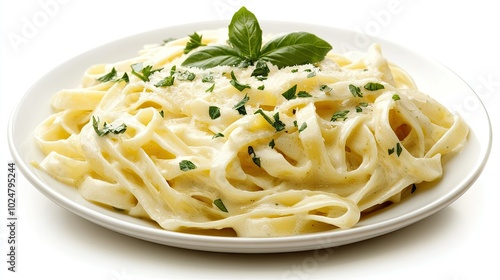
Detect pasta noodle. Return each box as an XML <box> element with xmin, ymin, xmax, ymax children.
<box><xmin>33</xmin><ymin>28</ymin><xmax>468</xmax><ymax>237</ymax></box>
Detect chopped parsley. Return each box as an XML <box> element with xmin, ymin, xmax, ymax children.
<box><xmin>177</xmin><ymin>70</ymin><xmax>196</xmax><ymax>81</ymax></box>
<box><xmin>268</xmin><ymin>139</ymin><xmax>275</xmax><ymax>149</ymax></box>
<box><xmin>213</xmin><ymin>198</ymin><xmax>228</xmax><ymax>212</ymax></box>
<box><xmin>184</xmin><ymin>32</ymin><xmax>206</xmax><ymax>54</ymax></box>
<box><xmin>330</xmin><ymin>110</ymin><xmax>350</xmax><ymax>122</ymax></box>
<box><xmin>96</xmin><ymin>68</ymin><xmax>129</xmax><ymax>83</ymax></box>
<box><xmin>319</xmin><ymin>84</ymin><xmax>332</xmax><ymax>93</ymax></box>
<box><xmin>392</xmin><ymin>94</ymin><xmax>401</xmax><ymax>101</ymax></box>
<box><xmin>396</xmin><ymin>142</ymin><xmax>403</xmax><ymax>156</ymax></box>
<box><xmin>355</xmin><ymin>102</ymin><xmax>369</xmax><ymax>112</ymax></box>
<box><xmin>202</xmin><ymin>72</ymin><xmax>215</xmax><ymax>83</ymax></box>
<box><xmin>233</xmin><ymin>94</ymin><xmax>249</xmax><ymax>115</ymax></box>
<box><xmin>388</xmin><ymin>143</ymin><xmax>403</xmax><ymax>157</ymax></box>
<box><xmin>97</xmin><ymin>67</ymin><xmax>117</xmax><ymax>82</ymax></box>
<box><xmin>230</xmin><ymin>71</ymin><xmax>251</xmax><ymax>91</ymax></box>
<box><xmin>209</xmin><ymin>106</ymin><xmax>221</xmax><ymax>120</ymax></box>
<box><xmin>254</xmin><ymin>109</ymin><xmax>286</xmax><ymax>132</ymax></box>
<box><xmin>205</xmin><ymin>83</ymin><xmax>215</xmax><ymax>92</ymax></box>
<box><xmin>212</xmin><ymin>132</ymin><xmax>224</xmax><ymax>139</ymax></box>
<box><xmin>306</xmin><ymin>71</ymin><xmax>316</xmax><ymax>78</ymax></box>
<box><xmin>131</xmin><ymin>63</ymin><xmax>163</xmax><ymax>82</ymax></box>
<box><xmin>364</xmin><ymin>82</ymin><xmax>385</xmax><ymax>91</ymax></box>
<box><xmin>179</xmin><ymin>160</ymin><xmax>197</xmax><ymax>171</ymax></box>
<box><xmin>155</xmin><ymin>65</ymin><xmax>177</xmax><ymax>87</ymax></box>
<box><xmin>247</xmin><ymin>146</ymin><xmax>261</xmax><ymax>167</ymax></box>
<box><xmin>92</xmin><ymin>116</ymin><xmax>127</xmax><ymax>137</ymax></box>
<box><xmin>297</xmin><ymin>91</ymin><xmax>312</xmax><ymax>98</ymax></box>
<box><xmin>349</xmin><ymin>84</ymin><xmax>363</xmax><ymax>97</ymax></box>
<box><xmin>282</xmin><ymin>84</ymin><xmax>298</xmax><ymax>100</ymax></box>
<box><xmin>298</xmin><ymin>122</ymin><xmax>308</xmax><ymax>133</ymax></box>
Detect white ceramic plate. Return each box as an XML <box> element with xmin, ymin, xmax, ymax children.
<box><xmin>8</xmin><ymin>21</ymin><xmax>491</xmax><ymax>253</ymax></box>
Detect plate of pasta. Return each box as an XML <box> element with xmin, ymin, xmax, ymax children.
<box><xmin>9</xmin><ymin>7</ymin><xmax>491</xmax><ymax>253</ymax></box>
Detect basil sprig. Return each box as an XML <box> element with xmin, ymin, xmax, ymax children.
<box><xmin>181</xmin><ymin>7</ymin><xmax>332</xmax><ymax>69</ymax></box>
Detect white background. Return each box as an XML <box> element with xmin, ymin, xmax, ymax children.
<box><xmin>1</xmin><ymin>0</ymin><xmax>498</xmax><ymax>279</ymax></box>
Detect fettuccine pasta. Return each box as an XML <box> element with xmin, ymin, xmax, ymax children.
<box><xmin>33</xmin><ymin>28</ymin><xmax>468</xmax><ymax>237</ymax></box>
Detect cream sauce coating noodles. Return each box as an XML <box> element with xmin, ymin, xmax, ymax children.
<box><xmin>33</xmin><ymin>29</ymin><xmax>468</xmax><ymax>237</ymax></box>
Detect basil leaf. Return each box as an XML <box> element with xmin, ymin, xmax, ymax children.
<box><xmin>181</xmin><ymin>45</ymin><xmax>244</xmax><ymax>69</ymax></box>
<box><xmin>228</xmin><ymin>6</ymin><xmax>262</xmax><ymax>62</ymax></box>
<box><xmin>260</xmin><ymin>32</ymin><xmax>332</xmax><ymax>68</ymax></box>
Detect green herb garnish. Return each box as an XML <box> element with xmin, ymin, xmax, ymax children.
<box><xmin>298</xmin><ymin>122</ymin><xmax>308</xmax><ymax>133</ymax></box>
<box><xmin>181</xmin><ymin>7</ymin><xmax>332</xmax><ymax>69</ymax></box>
<box><xmin>212</xmin><ymin>133</ymin><xmax>224</xmax><ymax>139</ymax></box>
<box><xmin>388</xmin><ymin>143</ymin><xmax>403</xmax><ymax>157</ymax></box>
<box><xmin>92</xmin><ymin>116</ymin><xmax>127</xmax><ymax>137</ymax></box>
<box><xmin>254</xmin><ymin>109</ymin><xmax>286</xmax><ymax>131</ymax></box>
<box><xmin>209</xmin><ymin>106</ymin><xmax>221</xmax><ymax>120</ymax></box>
<box><xmin>213</xmin><ymin>198</ymin><xmax>228</xmax><ymax>212</ymax></box>
<box><xmin>364</xmin><ymin>82</ymin><xmax>385</xmax><ymax>91</ymax></box>
<box><xmin>179</xmin><ymin>160</ymin><xmax>197</xmax><ymax>171</ymax></box>
<box><xmin>205</xmin><ymin>83</ymin><xmax>215</xmax><ymax>92</ymax></box>
<box><xmin>319</xmin><ymin>85</ymin><xmax>332</xmax><ymax>93</ymax></box>
<box><xmin>97</xmin><ymin>67</ymin><xmax>117</xmax><ymax>82</ymax></box>
<box><xmin>330</xmin><ymin>110</ymin><xmax>350</xmax><ymax>122</ymax></box>
<box><xmin>269</xmin><ymin>139</ymin><xmax>275</xmax><ymax>149</ymax></box>
<box><xmin>281</xmin><ymin>84</ymin><xmax>298</xmax><ymax>100</ymax></box>
<box><xmin>97</xmin><ymin>68</ymin><xmax>129</xmax><ymax>83</ymax></box>
<box><xmin>155</xmin><ymin>65</ymin><xmax>177</xmax><ymax>87</ymax></box>
<box><xmin>177</xmin><ymin>70</ymin><xmax>196</xmax><ymax>81</ymax></box>
<box><xmin>131</xmin><ymin>63</ymin><xmax>162</xmax><ymax>82</ymax></box>
<box><xmin>251</xmin><ymin>60</ymin><xmax>270</xmax><ymax>78</ymax></box>
<box><xmin>248</xmin><ymin>146</ymin><xmax>261</xmax><ymax>167</ymax></box>
<box><xmin>297</xmin><ymin>91</ymin><xmax>312</xmax><ymax>98</ymax></box>
<box><xmin>349</xmin><ymin>84</ymin><xmax>363</xmax><ymax>97</ymax></box>
<box><xmin>233</xmin><ymin>94</ymin><xmax>250</xmax><ymax>115</ymax></box>
<box><xmin>184</xmin><ymin>32</ymin><xmax>206</xmax><ymax>54</ymax></box>
<box><xmin>230</xmin><ymin>71</ymin><xmax>251</xmax><ymax>91</ymax></box>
